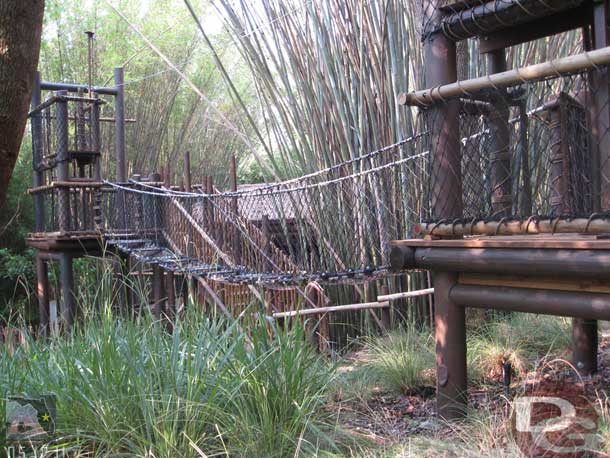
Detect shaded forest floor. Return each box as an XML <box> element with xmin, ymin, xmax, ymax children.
<box><xmin>327</xmin><ymin>329</ymin><xmax>610</xmax><ymax>458</ymax></box>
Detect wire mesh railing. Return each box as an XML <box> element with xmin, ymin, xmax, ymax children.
<box><xmin>418</xmin><ymin>64</ymin><xmax>610</xmax><ymax>235</ymax></box>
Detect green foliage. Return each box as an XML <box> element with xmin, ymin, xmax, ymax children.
<box><xmin>467</xmin><ymin>314</ymin><xmax>571</xmax><ymax>383</ymax></box>
<box><xmin>0</xmin><ymin>311</ymin><xmax>337</xmax><ymax>457</ymax></box>
<box><xmin>361</xmin><ymin>325</ymin><xmax>435</xmax><ymax>395</ymax></box>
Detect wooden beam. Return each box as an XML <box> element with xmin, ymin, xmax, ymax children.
<box><xmin>480</xmin><ymin>6</ymin><xmax>592</xmax><ymax>54</ymax></box>
<box><xmin>459</xmin><ymin>273</ymin><xmax>610</xmax><ymax>294</ymax></box>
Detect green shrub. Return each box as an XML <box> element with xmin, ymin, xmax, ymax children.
<box><xmin>0</xmin><ymin>310</ymin><xmax>336</xmax><ymax>457</ymax></box>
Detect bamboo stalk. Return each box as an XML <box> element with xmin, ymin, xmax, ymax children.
<box><xmin>272</xmin><ymin>301</ymin><xmax>389</xmax><ymax>318</ymax></box>
<box><xmin>377</xmin><ymin>288</ymin><xmax>434</xmax><ymax>302</ymax></box>
<box><xmin>399</xmin><ymin>46</ymin><xmax>610</xmax><ymax>106</ymax></box>
<box><xmin>417</xmin><ymin>217</ymin><xmax>610</xmax><ymax>237</ymax></box>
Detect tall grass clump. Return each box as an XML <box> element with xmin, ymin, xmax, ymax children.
<box><xmin>467</xmin><ymin>314</ymin><xmax>572</xmax><ymax>383</ymax></box>
<box><xmin>0</xmin><ymin>309</ymin><xmax>337</xmax><ymax>457</ymax></box>
<box><xmin>362</xmin><ymin>325</ymin><xmax>434</xmax><ymax>395</ymax></box>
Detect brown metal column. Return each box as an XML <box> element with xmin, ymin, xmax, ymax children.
<box><xmin>592</xmin><ymin>0</ymin><xmax>610</xmax><ymax>210</ymax></box>
<box><xmin>573</xmin><ymin>319</ymin><xmax>598</xmax><ymax>374</ymax></box>
<box><xmin>424</xmin><ymin>6</ymin><xmax>462</xmax><ymax>220</ymax></box>
<box><xmin>434</xmin><ymin>272</ymin><xmax>467</xmax><ymax>419</ymax></box>
<box><xmin>487</xmin><ymin>49</ymin><xmax>512</xmax><ymax>217</ymax></box>
<box><xmin>36</xmin><ymin>254</ymin><xmax>50</xmax><ymax>337</ymax></box>
<box><xmin>571</xmin><ymin>0</ymin><xmax>609</xmax><ymax>376</ymax></box>
<box><xmin>423</xmin><ymin>1</ymin><xmax>466</xmax><ymax>419</ymax></box>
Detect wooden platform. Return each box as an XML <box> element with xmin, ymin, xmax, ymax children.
<box><xmin>26</xmin><ymin>232</ymin><xmax>103</xmax><ymax>255</ymax></box>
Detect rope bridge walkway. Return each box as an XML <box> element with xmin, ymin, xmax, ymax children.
<box><xmin>29</xmin><ymin>51</ymin><xmax>610</xmax><ymax>288</ymax></box>
<box><xmin>103</xmin><ymin>135</ymin><xmax>430</xmax><ymax>285</ymax></box>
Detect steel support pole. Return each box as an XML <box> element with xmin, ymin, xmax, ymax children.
<box><xmin>56</xmin><ymin>91</ymin><xmax>71</xmax><ymax>232</ymax></box>
<box><xmin>91</xmin><ymin>92</ymin><xmax>101</xmax><ymax>182</ymax></box>
<box><xmin>434</xmin><ymin>272</ymin><xmax>467</xmax><ymax>419</ymax></box>
<box><xmin>31</xmin><ymin>73</ymin><xmax>45</xmax><ymax>232</ymax></box>
<box><xmin>59</xmin><ymin>253</ymin><xmax>75</xmax><ymax>331</ymax></box>
<box><xmin>114</xmin><ymin>67</ymin><xmax>126</xmax><ymax>183</ymax></box>
<box><xmin>36</xmin><ymin>255</ymin><xmax>50</xmax><ymax>337</ymax></box>
<box><xmin>487</xmin><ymin>49</ymin><xmax>512</xmax><ymax>217</ymax></box>
<box><xmin>114</xmin><ymin>67</ymin><xmax>126</xmax><ymax>229</ymax></box>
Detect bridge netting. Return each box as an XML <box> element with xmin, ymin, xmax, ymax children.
<box><xmin>29</xmin><ymin>63</ymin><xmax>608</xmax><ymax>285</ymax></box>
<box><xmin>106</xmin><ymin>66</ymin><xmax>607</xmax><ymax>284</ymax></box>
<box><xmin>104</xmin><ymin>136</ymin><xmax>430</xmax><ymax>284</ymax></box>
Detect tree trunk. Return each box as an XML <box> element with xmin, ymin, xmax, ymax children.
<box><xmin>0</xmin><ymin>0</ymin><xmax>45</xmax><ymax>208</ymax></box>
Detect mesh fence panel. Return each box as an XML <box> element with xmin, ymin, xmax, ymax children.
<box><xmin>422</xmin><ymin>67</ymin><xmax>604</xmax><ymax>226</ymax></box>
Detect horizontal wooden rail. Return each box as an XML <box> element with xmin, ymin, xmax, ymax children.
<box><xmin>272</xmin><ymin>301</ymin><xmax>389</xmax><ymax>318</ymax></box>
<box><xmin>377</xmin><ymin>288</ymin><xmax>434</xmax><ymax>302</ymax></box>
<box><xmin>28</xmin><ymin>181</ymin><xmax>108</xmax><ymax>194</ymax></box>
<box><xmin>398</xmin><ymin>46</ymin><xmax>610</xmax><ymax>107</ymax></box>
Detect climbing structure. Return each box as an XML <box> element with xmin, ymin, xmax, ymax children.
<box><xmin>390</xmin><ymin>0</ymin><xmax>610</xmax><ymax>419</ymax></box>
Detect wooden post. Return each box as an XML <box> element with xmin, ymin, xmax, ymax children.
<box><xmin>151</xmin><ymin>265</ymin><xmax>165</xmax><ymax>320</ymax></box>
<box><xmin>31</xmin><ymin>73</ymin><xmax>45</xmax><ymax>232</ymax></box>
<box><xmin>166</xmin><ymin>271</ymin><xmax>175</xmax><ymax>333</ymax></box>
<box><xmin>262</xmin><ymin>214</ymin><xmax>272</xmax><ymax>271</ymax></box>
<box><xmin>518</xmin><ymin>101</ymin><xmax>532</xmax><ymax>215</ymax></box>
<box><xmin>305</xmin><ymin>282</ymin><xmax>329</xmax><ymax>353</ymax></box>
<box><xmin>36</xmin><ymin>254</ymin><xmax>50</xmax><ymax>337</ymax></box>
<box><xmin>423</xmin><ymin>1</ymin><xmax>466</xmax><ymax>419</ymax></box>
<box><xmin>549</xmin><ymin>100</ymin><xmax>568</xmax><ymax>216</ymax></box>
<box><xmin>59</xmin><ymin>252</ymin><xmax>75</xmax><ymax>332</ymax></box>
<box><xmin>166</xmin><ymin>271</ymin><xmax>175</xmax><ymax>317</ymax></box>
<box><xmin>434</xmin><ymin>272</ymin><xmax>467</xmax><ymax>419</ymax></box>
<box><xmin>424</xmin><ymin>4</ymin><xmax>462</xmax><ymax>220</ymax></box>
<box><xmin>573</xmin><ymin>318</ymin><xmax>598</xmax><ymax>375</ymax></box>
<box><xmin>183</xmin><ymin>150</ymin><xmax>192</xmax><ymax>192</ymax></box>
<box><xmin>230</xmin><ymin>155</ymin><xmax>241</xmax><ymax>263</ymax></box>
<box><xmin>576</xmin><ymin>4</ymin><xmax>606</xmax><ymax>374</ymax></box>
